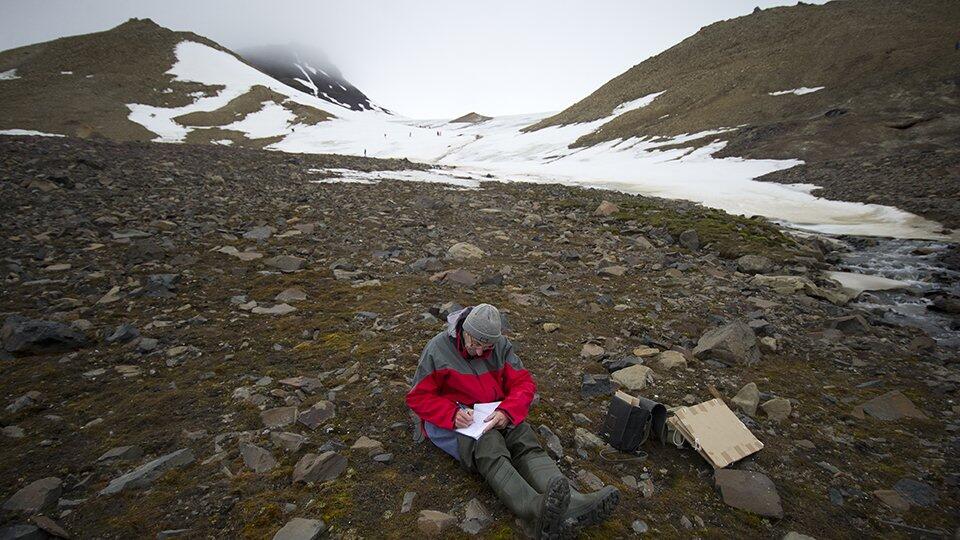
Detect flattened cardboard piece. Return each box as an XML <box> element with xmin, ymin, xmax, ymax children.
<box><xmin>670</xmin><ymin>398</ymin><xmax>763</xmax><ymax>469</ymax></box>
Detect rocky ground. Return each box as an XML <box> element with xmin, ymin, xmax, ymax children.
<box><xmin>1</xmin><ymin>136</ymin><xmax>958</xmax><ymax>539</ymax></box>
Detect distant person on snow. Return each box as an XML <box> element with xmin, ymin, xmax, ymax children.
<box><xmin>406</xmin><ymin>304</ymin><xmax>619</xmax><ymax>538</ymax></box>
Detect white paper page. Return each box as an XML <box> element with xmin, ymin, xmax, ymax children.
<box><xmin>454</xmin><ymin>401</ymin><xmax>502</xmax><ymax>440</ymax></box>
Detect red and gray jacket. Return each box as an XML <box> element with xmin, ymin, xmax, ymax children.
<box><xmin>406</xmin><ymin>307</ymin><xmax>536</xmax><ymax>435</ymax></box>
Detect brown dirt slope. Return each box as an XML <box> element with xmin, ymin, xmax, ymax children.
<box><xmin>0</xmin><ymin>19</ymin><xmax>331</xmax><ymax>141</ymax></box>
<box><xmin>449</xmin><ymin>112</ymin><xmax>492</xmax><ymax>124</ymax></box>
<box><xmin>525</xmin><ymin>0</ymin><xmax>960</xmax><ymax>164</ymax></box>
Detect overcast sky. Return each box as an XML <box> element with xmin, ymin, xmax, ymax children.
<box><xmin>0</xmin><ymin>0</ymin><xmax>828</xmax><ymax>118</ymax></box>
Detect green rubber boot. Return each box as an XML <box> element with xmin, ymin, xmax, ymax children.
<box><xmin>474</xmin><ymin>430</ymin><xmax>570</xmax><ymax>539</ymax></box>
<box><xmin>516</xmin><ymin>451</ymin><xmax>620</xmax><ymax>532</ymax></box>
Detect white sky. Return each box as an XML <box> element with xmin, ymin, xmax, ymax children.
<box><xmin>0</xmin><ymin>0</ymin><xmax>828</xmax><ymax>118</ymax></box>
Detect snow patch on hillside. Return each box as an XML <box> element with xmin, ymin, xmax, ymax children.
<box><xmin>0</xmin><ymin>129</ymin><xmax>64</xmax><ymax>137</ymax></box>
<box><xmin>769</xmin><ymin>86</ymin><xmax>824</xmax><ymax>96</ymax></box>
<box><xmin>0</xmin><ymin>69</ymin><xmax>20</xmax><ymax>80</ymax></box>
<box><xmin>613</xmin><ymin>91</ymin><xmax>665</xmax><ymax>114</ymax></box>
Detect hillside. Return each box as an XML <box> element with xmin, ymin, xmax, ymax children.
<box><xmin>0</xmin><ymin>19</ymin><xmax>335</xmax><ymax>147</ymax></box>
<box><xmin>523</xmin><ymin>0</ymin><xmax>960</xmax><ymax>230</ymax></box>
<box><xmin>239</xmin><ymin>44</ymin><xmax>387</xmax><ymax>113</ymax></box>
<box><xmin>526</xmin><ymin>0</ymin><xmax>959</xmax><ymax>161</ymax></box>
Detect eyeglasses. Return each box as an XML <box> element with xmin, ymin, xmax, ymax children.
<box><xmin>465</xmin><ymin>333</ymin><xmax>494</xmax><ymax>351</ymax></box>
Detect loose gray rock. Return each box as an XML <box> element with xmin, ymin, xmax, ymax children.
<box><xmin>2</xmin><ymin>477</ymin><xmax>62</xmax><ymax>513</ymax></box>
<box><xmin>243</xmin><ymin>225</ymin><xmax>275</xmax><ymax>241</ymax></box>
<box><xmin>460</xmin><ymin>498</ymin><xmax>492</xmax><ymax>535</ymax></box>
<box><xmin>272</xmin><ymin>518</ymin><xmax>326</xmax><ymax>540</ymax></box>
<box><xmin>538</xmin><ymin>425</ymin><xmax>563</xmax><ymax>460</ymax></box>
<box><xmin>261</xmin><ymin>407</ymin><xmax>298</xmax><ymax>429</ymax></box>
<box><xmin>732</xmin><ymin>383</ymin><xmax>760</xmax><ymax>416</ymax></box>
<box><xmin>2</xmin><ymin>316</ymin><xmax>90</xmax><ymax>355</ymax></box>
<box><xmin>893</xmin><ymin>478</ymin><xmax>938</xmax><ymax>507</ymax></box>
<box><xmin>297</xmin><ymin>401</ymin><xmax>335</xmax><ymax>430</ymax></box>
<box><xmin>446</xmin><ymin>242</ymin><xmax>484</xmax><ymax>261</ymax></box>
<box><xmin>291</xmin><ymin>452</ymin><xmax>347</xmax><ymax>484</ymax></box>
<box><xmin>0</xmin><ymin>524</ymin><xmax>44</xmax><ymax>539</ymax></box>
<box><xmin>98</xmin><ymin>445</ymin><xmax>144</xmax><ymax>462</ymax></box>
<box><xmin>692</xmin><ymin>321</ymin><xmax>760</xmax><ymax>365</ymax></box>
<box><xmin>400</xmin><ymin>491</ymin><xmax>417</xmax><ymax>513</ymax></box>
<box><xmin>418</xmin><ymin>510</ymin><xmax>457</xmax><ymax>536</ymax></box>
<box><xmin>270</xmin><ymin>432</ymin><xmax>307</xmax><ymax>453</ymax></box>
<box><xmin>714</xmin><ymin>469</ymin><xmax>783</xmax><ymax>518</ymax></box>
<box><xmin>737</xmin><ymin>254</ymin><xmax>774</xmax><ymax>274</ymax></box>
<box><xmin>275</xmin><ymin>287</ymin><xmax>307</xmax><ymax>303</ymax></box>
<box><xmin>264</xmin><ymin>255</ymin><xmax>306</xmax><ymax>273</ymax></box>
<box><xmin>99</xmin><ymin>449</ymin><xmax>194</xmax><ymax>495</ymax></box>
<box><xmin>610</xmin><ymin>364</ymin><xmax>654</xmax><ymax>391</ymax></box>
<box><xmin>761</xmin><ymin>398</ymin><xmax>792</xmax><ymax>422</ymax></box>
<box><xmin>678</xmin><ymin>229</ymin><xmax>700</xmax><ymax>251</ymax></box>
<box><xmin>106</xmin><ymin>324</ymin><xmax>139</xmax><ymax>344</ymax></box>
<box><xmin>240</xmin><ymin>443</ymin><xmax>277</xmax><ymax>473</ymax></box>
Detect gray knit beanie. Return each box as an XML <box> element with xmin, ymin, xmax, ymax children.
<box><xmin>463</xmin><ymin>304</ymin><xmax>502</xmax><ymax>343</ymax></box>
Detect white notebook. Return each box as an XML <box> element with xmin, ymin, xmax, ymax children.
<box><xmin>455</xmin><ymin>401</ymin><xmax>502</xmax><ymax>440</ymax></box>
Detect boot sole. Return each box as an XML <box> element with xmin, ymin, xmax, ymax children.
<box><xmin>572</xmin><ymin>487</ymin><xmax>620</xmax><ymax>529</ymax></box>
<box><xmin>535</xmin><ymin>476</ymin><xmax>570</xmax><ymax>540</ymax></box>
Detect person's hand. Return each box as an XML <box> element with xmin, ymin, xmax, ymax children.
<box><xmin>455</xmin><ymin>408</ymin><xmax>474</xmax><ymax>429</ymax></box>
<box><xmin>482</xmin><ymin>410</ymin><xmax>510</xmax><ymax>433</ymax></box>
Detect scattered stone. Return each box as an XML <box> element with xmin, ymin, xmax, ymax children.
<box><xmin>100</xmin><ymin>449</ymin><xmax>194</xmax><ymax>495</ymax></box>
<box><xmin>31</xmin><ymin>516</ymin><xmax>70</xmax><ymax>539</ymax></box>
<box><xmin>714</xmin><ymin>469</ymin><xmax>783</xmax><ymax>518</ymax></box>
<box><xmin>640</xmin><ymin>477</ymin><xmax>655</xmax><ymax>498</ymax></box>
<box><xmin>418</xmin><ymin>510</ymin><xmax>457</xmax><ymax>536</ymax></box>
<box><xmin>680</xmin><ymin>515</ymin><xmax>693</xmax><ymax>529</ymax></box>
<box><xmin>594</xmin><ymin>200</ymin><xmax>619</xmax><ymax>216</ymax></box>
<box><xmin>580</xmin><ymin>342</ymin><xmax>605</xmax><ymax>358</ymax></box>
<box><xmin>782</xmin><ymin>533</ymin><xmax>816</xmax><ymax>540</ymax></box>
<box><xmin>599</xmin><ymin>265</ymin><xmax>627</xmax><ymax>277</ymax></box>
<box><xmin>633</xmin><ymin>346</ymin><xmax>660</xmax><ymax>358</ymax></box>
<box><xmin>580</xmin><ymin>372</ymin><xmax>614</xmax><ymax>398</ymax></box>
<box><xmin>251</xmin><ymin>303</ymin><xmax>297</xmax><ymax>315</ymax></box>
<box><xmin>737</xmin><ymin>254</ymin><xmax>774</xmax><ymax>274</ymax></box>
<box><xmin>240</xmin><ymin>443</ymin><xmax>277</xmax><ymax>473</ymax></box>
<box><xmin>430</xmin><ymin>268</ymin><xmax>478</xmax><ymax>287</ymax></box>
<box><xmin>243</xmin><ymin>225</ymin><xmax>275</xmax><ymax>241</ymax></box>
<box><xmin>97</xmin><ymin>445</ymin><xmax>143</xmax><ymax>463</ymax></box>
<box><xmin>292</xmin><ymin>452</ymin><xmax>347</xmax><ymax>483</ymax></box>
<box><xmin>298</xmin><ymin>401</ymin><xmax>336</xmax><ymax>429</ymax></box>
<box><xmin>264</xmin><ymin>255</ymin><xmax>306</xmax><ymax>273</ymax></box>
<box><xmin>850</xmin><ymin>390</ymin><xmax>927</xmax><ymax>421</ymax></box>
<box><xmin>137</xmin><ymin>337</ymin><xmax>159</xmax><ymax>353</ymax></box>
<box><xmin>2</xmin><ymin>477</ymin><xmax>62</xmax><ymax>513</ymax></box>
<box><xmin>446</xmin><ymin>242</ymin><xmax>485</xmax><ymax>261</ymax></box>
<box><xmin>460</xmin><ymin>498</ymin><xmax>492</xmax><ymax>535</ymax></box>
<box><xmin>678</xmin><ymin>229</ymin><xmax>700</xmax><ymax>251</ymax></box>
<box><xmin>574</xmin><ymin>427</ymin><xmax>606</xmax><ymax>451</ymax></box>
<box><xmin>632</xmin><ymin>520</ymin><xmax>649</xmax><ymax>534</ymax></box>
<box><xmin>400</xmin><ymin>491</ymin><xmax>417</xmax><ymax>513</ymax></box>
<box><xmin>351</xmin><ymin>436</ymin><xmax>384</xmax><ymax>454</ymax></box>
<box><xmin>610</xmin><ymin>364</ymin><xmax>654</xmax><ymax>391</ymax></box>
<box><xmin>873</xmin><ymin>489</ymin><xmax>910</xmax><ymax>512</ymax></box>
<box><xmin>261</xmin><ymin>406</ymin><xmax>298</xmax><ymax>429</ymax></box>
<box><xmin>656</xmin><ymin>350</ymin><xmax>687</xmax><ymax>370</ymax></box>
<box><xmin>761</xmin><ymin>398</ymin><xmax>792</xmax><ymax>422</ymax></box>
<box><xmin>750</xmin><ymin>274</ymin><xmax>855</xmax><ymax>305</ymax></box>
<box><xmin>538</xmin><ymin>425</ymin><xmax>563</xmax><ymax>460</ymax></box>
<box><xmin>2</xmin><ymin>316</ymin><xmax>90</xmax><ymax>355</ymax></box>
<box><xmin>542</xmin><ymin>322</ymin><xmax>560</xmax><ymax>333</ymax></box>
<box><xmin>275</xmin><ymin>287</ymin><xmax>307</xmax><ymax>303</ymax></box>
<box><xmin>692</xmin><ymin>321</ymin><xmax>760</xmax><ymax>365</ymax></box>
<box><xmin>106</xmin><ymin>324</ymin><xmax>139</xmax><ymax>343</ymax></box>
<box><xmin>893</xmin><ymin>478</ymin><xmax>937</xmax><ymax>507</ymax></box>
<box><xmin>732</xmin><ymin>382</ymin><xmax>760</xmax><ymax>416</ymax></box>
<box><xmin>157</xmin><ymin>529</ymin><xmax>192</xmax><ymax>539</ymax></box>
<box><xmin>272</xmin><ymin>518</ymin><xmax>327</xmax><ymax>540</ymax></box>
<box><xmin>827</xmin><ymin>315</ymin><xmax>871</xmax><ymax>335</ymax></box>
<box><xmin>279</xmin><ymin>376</ymin><xmax>324</xmax><ymax>394</ymax></box>
<box><xmin>601</xmin><ymin>355</ymin><xmax>641</xmax><ymax>372</ymax></box>
<box><xmin>576</xmin><ymin>469</ymin><xmax>605</xmax><ymax>491</ymax></box>
<box><xmin>271</xmin><ymin>432</ymin><xmax>307</xmax><ymax>453</ymax></box>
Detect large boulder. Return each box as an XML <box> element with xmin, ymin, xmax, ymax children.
<box><xmin>737</xmin><ymin>255</ymin><xmax>774</xmax><ymax>274</ymax></box>
<box><xmin>2</xmin><ymin>477</ymin><xmax>62</xmax><ymax>513</ymax></box>
<box><xmin>732</xmin><ymin>383</ymin><xmax>760</xmax><ymax>416</ymax></box>
<box><xmin>99</xmin><ymin>449</ymin><xmax>194</xmax><ymax>495</ymax></box>
<box><xmin>693</xmin><ymin>321</ymin><xmax>760</xmax><ymax>365</ymax></box>
<box><xmin>610</xmin><ymin>365</ymin><xmax>654</xmax><ymax>391</ymax></box>
<box><xmin>273</xmin><ymin>518</ymin><xmax>327</xmax><ymax>540</ymax></box>
<box><xmin>446</xmin><ymin>242</ymin><xmax>485</xmax><ymax>261</ymax></box>
<box><xmin>2</xmin><ymin>316</ymin><xmax>90</xmax><ymax>355</ymax></box>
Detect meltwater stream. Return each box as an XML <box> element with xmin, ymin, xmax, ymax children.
<box><xmin>828</xmin><ymin>237</ymin><xmax>960</xmax><ymax>348</ymax></box>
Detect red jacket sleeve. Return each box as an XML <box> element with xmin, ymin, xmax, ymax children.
<box><xmin>497</xmin><ymin>343</ymin><xmax>536</xmax><ymax>425</ymax></box>
<box><xmin>406</xmin><ymin>347</ymin><xmax>457</xmax><ymax>430</ymax></box>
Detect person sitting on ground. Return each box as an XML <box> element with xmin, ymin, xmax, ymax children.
<box><xmin>406</xmin><ymin>303</ymin><xmax>619</xmax><ymax>538</ymax></box>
